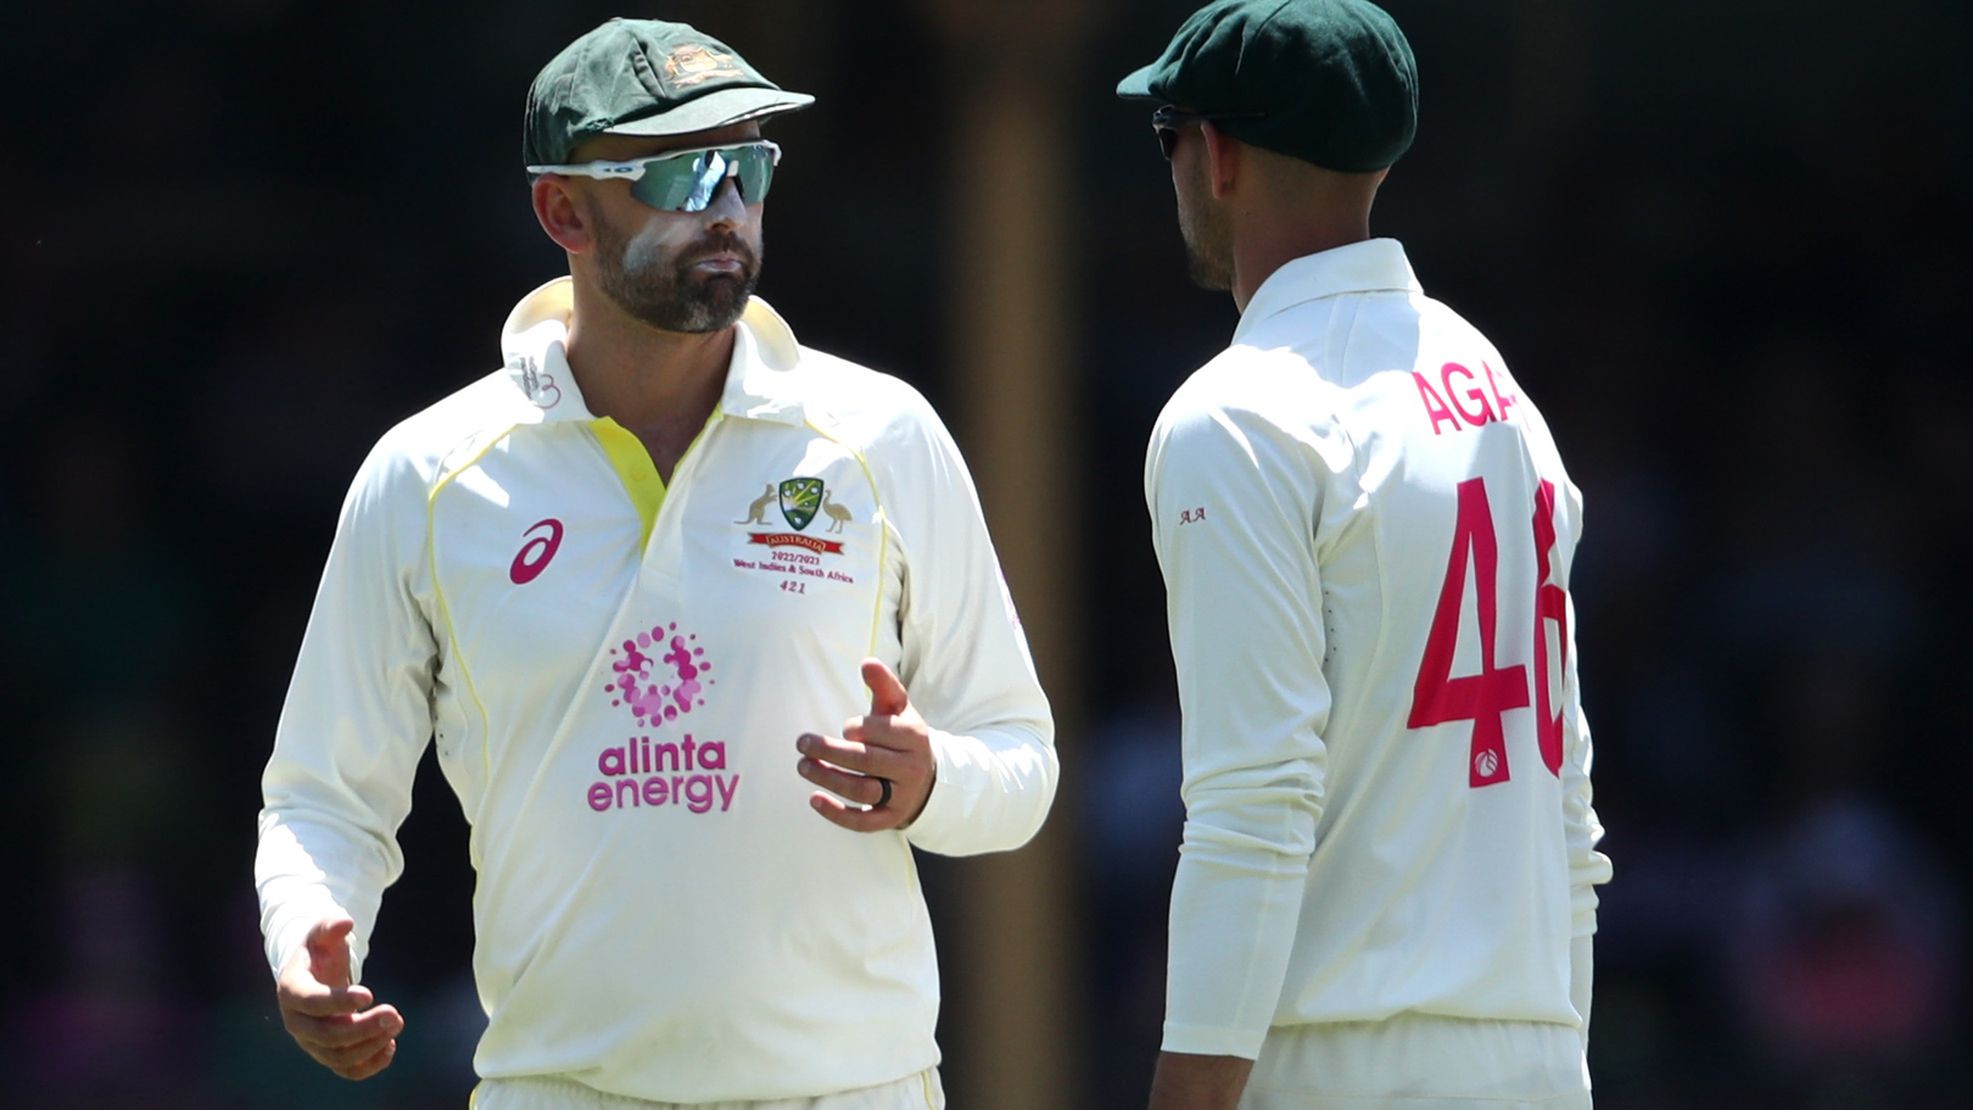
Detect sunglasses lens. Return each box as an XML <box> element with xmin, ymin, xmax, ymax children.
<box><xmin>629</xmin><ymin>146</ymin><xmax>778</xmax><ymax>212</ymax></box>
<box><xmin>687</xmin><ymin>151</ymin><xmax>730</xmax><ymax>211</ymax></box>
<box><xmin>629</xmin><ymin>152</ymin><xmax>705</xmax><ymax>211</ymax></box>
<box><xmin>731</xmin><ymin>145</ymin><xmax>775</xmax><ymax>204</ymax></box>
<box><xmin>1156</xmin><ymin>127</ymin><xmax>1178</xmax><ymax>160</ymax></box>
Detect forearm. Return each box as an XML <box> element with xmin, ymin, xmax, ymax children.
<box><xmin>1149</xmin><ymin>1051</ymin><xmax>1254</xmax><ymax>1110</ymax></box>
<box><xmin>1163</xmin><ymin>796</ymin><xmax>1313</xmax><ymax>1056</ymax></box>
<box><xmin>256</xmin><ymin>809</ymin><xmax>394</xmax><ymax>980</ymax></box>
<box><xmin>902</xmin><ymin>723</ymin><xmax>1057</xmax><ymax>856</ymax></box>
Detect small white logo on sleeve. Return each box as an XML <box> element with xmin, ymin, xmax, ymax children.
<box><xmin>1474</xmin><ymin>750</ymin><xmax>1500</xmax><ymax>779</ymax></box>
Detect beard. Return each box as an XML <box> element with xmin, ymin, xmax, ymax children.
<box><xmin>1175</xmin><ymin>164</ymin><xmax>1233</xmax><ymax>292</ymax></box>
<box><xmin>1182</xmin><ymin>232</ymin><xmax>1232</xmax><ymax>291</ymax></box>
<box><xmin>593</xmin><ymin>214</ymin><xmax>763</xmax><ymax>334</ymax></box>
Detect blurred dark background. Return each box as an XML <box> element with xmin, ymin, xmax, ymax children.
<box><xmin>3</xmin><ymin>1</ymin><xmax>1969</xmax><ymax>1107</ymax></box>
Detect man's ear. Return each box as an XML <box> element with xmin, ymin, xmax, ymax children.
<box><xmin>531</xmin><ymin>176</ymin><xmax>595</xmax><ymax>254</ymax></box>
<box><xmin>1200</xmin><ymin>122</ymin><xmax>1241</xmax><ymax>201</ymax></box>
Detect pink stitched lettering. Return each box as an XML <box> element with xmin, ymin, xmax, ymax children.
<box><xmin>1413</xmin><ymin>372</ymin><xmax>1460</xmax><ymax>435</ymax></box>
<box><xmin>1442</xmin><ymin>362</ymin><xmax>1496</xmax><ymax>427</ymax></box>
<box><xmin>684</xmin><ymin>775</ymin><xmax>715</xmax><ymax>814</ymax></box>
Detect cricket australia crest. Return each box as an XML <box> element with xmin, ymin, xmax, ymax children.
<box><xmin>778</xmin><ymin>478</ymin><xmax>824</xmax><ymax>531</ymax></box>
<box><xmin>737</xmin><ymin>476</ymin><xmax>849</xmax><ymax>557</ymax></box>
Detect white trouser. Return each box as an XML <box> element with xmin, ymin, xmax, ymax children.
<box><xmin>1239</xmin><ymin>1012</ymin><xmax>1590</xmax><ymax>1110</ymax></box>
<box><xmin>471</xmin><ymin>1069</ymin><xmax>944</xmax><ymax>1110</ymax></box>
<box><xmin>1240</xmin><ymin>934</ymin><xmax>1596</xmax><ymax>1108</ymax></box>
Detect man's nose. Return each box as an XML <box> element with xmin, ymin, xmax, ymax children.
<box><xmin>702</xmin><ymin>175</ymin><xmax>750</xmax><ymax>228</ymax></box>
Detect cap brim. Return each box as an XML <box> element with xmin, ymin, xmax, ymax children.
<box><xmin>605</xmin><ymin>86</ymin><xmax>816</xmax><ymax>139</ymax></box>
<box><xmin>1116</xmin><ymin>64</ymin><xmax>1161</xmax><ymax>100</ymax></box>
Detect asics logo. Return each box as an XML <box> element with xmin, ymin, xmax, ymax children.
<box><xmin>510</xmin><ymin>518</ymin><xmax>564</xmax><ymax>584</ymax></box>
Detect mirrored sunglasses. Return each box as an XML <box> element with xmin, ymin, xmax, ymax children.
<box><xmin>526</xmin><ymin>141</ymin><xmax>782</xmax><ymax>212</ymax></box>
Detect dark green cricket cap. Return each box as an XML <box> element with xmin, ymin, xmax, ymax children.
<box><xmin>524</xmin><ymin>18</ymin><xmax>814</xmax><ymax>167</ymax></box>
<box><xmin>1116</xmin><ymin>0</ymin><xmax>1417</xmax><ymax>172</ymax></box>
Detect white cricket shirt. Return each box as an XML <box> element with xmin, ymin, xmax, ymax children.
<box><xmin>1147</xmin><ymin>239</ymin><xmax>1612</xmax><ymax>1058</ymax></box>
<box><xmin>255</xmin><ymin>278</ymin><xmax>1057</xmax><ymax>1102</ymax></box>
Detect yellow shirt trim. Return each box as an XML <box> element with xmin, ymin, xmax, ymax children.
<box><xmin>802</xmin><ymin>419</ymin><xmax>891</xmax><ymax>658</ymax></box>
<box><xmin>588</xmin><ymin>417</ymin><xmax>669</xmax><ymax>550</ymax></box>
<box><xmin>427</xmin><ymin>428</ymin><xmax>514</xmax><ymax>793</ymax></box>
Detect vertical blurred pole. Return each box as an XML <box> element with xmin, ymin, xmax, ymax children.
<box><xmin>925</xmin><ymin>2</ymin><xmax>1094</xmax><ymax>1108</ymax></box>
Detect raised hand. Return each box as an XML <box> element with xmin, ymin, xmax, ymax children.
<box><xmin>796</xmin><ymin>658</ymin><xmax>937</xmax><ymax>831</ymax></box>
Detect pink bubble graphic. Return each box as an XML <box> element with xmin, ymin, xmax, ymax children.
<box><xmin>602</xmin><ymin>621</ymin><xmax>712</xmax><ymax>727</ymax></box>
<box><xmin>613</xmin><ymin>638</ymin><xmax>651</xmax><ymax>674</ymax></box>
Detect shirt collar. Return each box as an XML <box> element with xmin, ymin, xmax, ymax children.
<box><xmin>498</xmin><ymin>276</ymin><xmax>808</xmax><ymax>427</ymax></box>
<box><xmin>500</xmin><ymin>278</ymin><xmax>594</xmax><ymax>422</ymax></box>
<box><xmin>1231</xmin><ymin>238</ymin><xmax>1422</xmax><ymax>345</ymax></box>
<box><xmin>719</xmin><ymin>296</ymin><xmax>807</xmax><ymax>426</ymax></box>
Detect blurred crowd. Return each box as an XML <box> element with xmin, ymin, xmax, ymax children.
<box><xmin>3</xmin><ymin>1</ymin><xmax>1967</xmax><ymax>1107</ymax></box>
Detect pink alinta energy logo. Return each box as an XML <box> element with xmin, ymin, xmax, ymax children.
<box><xmin>606</xmin><ymin>622</ymin><xmax>714</xmax><ymax>724</ymax></box>
<box><xmin>592</xmin><ymin>622</ymin><xmax>736</xmax><ymax>815</ymax></box>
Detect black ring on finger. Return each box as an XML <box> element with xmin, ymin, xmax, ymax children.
<box><xmin>876</xmin><ymin>777</ymin><xmax>893</xmax><ymax>808</ymax></box>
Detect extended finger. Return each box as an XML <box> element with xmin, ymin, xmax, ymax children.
<box><xmin>797</xmin><ymin>733</ymin><xmax>907</xmax><ymax>778</ymax></box>
<box><xmin>335</xmin><ymin>1037</ymin><xmax>398</xmax><ymax>1081</ymax></box>
<box><xmin>287</xmin><ymin>1004</ymin><xmax>402</xmax><ymax>1049</ymax></box>
<box><xmin>796</xmin><ymin>757</ymin><xmax>889</xmax><ymax>807</ymax></box>
<box><xmin>301</xmin><ymin>916</ymin><xmax>357</xmax><ymax>990</ymax></box>
<box><xmin>809</xmin><ymin>790</ymin><xmax>899</xmax><ymax>832</ymax></box>
<box><xmin>843</xmin><ymin>714</ymin><xmax>929</xmax><ymax>753</ymax></box>
<box><xmin>281</xmin><ymin>980</ymin><xmax>376</xmax><ymax>1018</ymax></box>
<box><xmin>862</xmin><ymin>657</ymin><xmax>911</xmax><ymax>716</ymax></box>
<box><xmin>841</xmin><ymin>720</ymin><xmax>895</xmax><ymax>749</ymax></box>
<box><xmin>308</xmin><ymin>1030</ymin><xmax>395</xmax><ymax>1072</ymax></box>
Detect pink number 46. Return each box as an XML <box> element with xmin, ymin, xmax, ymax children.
<box><xmin>1407</xmin><ymin>478</ymin><xmax>1567</xmax><ymax>787</ymax></box>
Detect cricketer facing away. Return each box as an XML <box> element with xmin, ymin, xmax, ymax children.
<box><xmin>1121</xmin><ymin>2</ymin><xmax>1612</xmax><ymax>1107</ymax></box>
<box><xmin>253</xmin><ymin>18</ymin><xmax>1057</xmax><ymax>1109</ymax></box>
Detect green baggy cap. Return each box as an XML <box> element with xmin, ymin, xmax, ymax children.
<box><xmin>525</xmin><ymin>18</ymin><xmax>815</xmax><ymax>167</ymax></box>
<box><xmin>1117</xmin><ymin>0</ymin><xmax>1417</xmax><ymax>172</ymax></box>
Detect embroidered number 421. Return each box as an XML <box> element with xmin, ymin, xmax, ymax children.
<box><xmin>1408</xmin><ymin>477</ymin><xmax>1567</xmax><ymax>787</ymax></box>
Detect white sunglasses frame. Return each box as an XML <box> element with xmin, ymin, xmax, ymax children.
<box><xmin>525</xmin><ymin>140</ymin><xmax>782</xmax><ymax>184</ymax></box>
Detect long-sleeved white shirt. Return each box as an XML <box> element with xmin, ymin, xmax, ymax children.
<box><xmin>1147</xmin><ymin>239</ymin><xmax>1612</xmax><ymax>1059</ymax></box>
<box><xmin>256</xmin><ymin>277</ymin><xmax>1057</xmax><ymax>1103</ymax></box>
